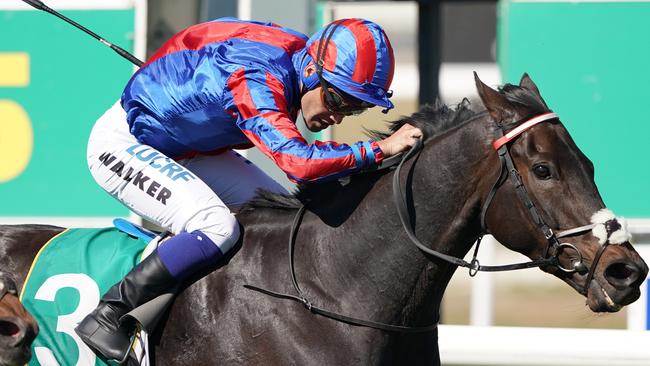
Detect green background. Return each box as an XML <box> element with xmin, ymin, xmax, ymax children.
<box><xmin>0</xmin><ymin>9</ymin><xmax>134</xmax><ymax>216</ymax></box>
<box><xmin>498</xmin><ymin>1</ymin><xmax>650</xmax><ymax>217</ymax></box>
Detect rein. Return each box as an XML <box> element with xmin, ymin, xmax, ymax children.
<box><xmin>394</xmin><ymin>113</ymin><xmax>599</xmax><ymax>277</ymax></box>
<box><xmin>245</xmin><ymin>203</ymin><xmax>437</xmax><ymax>333</ymax></box>
<box><xmin>245</xmin><ymin>112</ymin><xmax>604</xmax><ymax>332</ymax></box>
<box><xmin>244</xmin><ymin>158</ymin><xmax>438</xmax><ymax>333</ymax></box>
<box><xmin>394</xmin><ymin>138</ymin><xmax>556</xmax><ymax>274</ymax></box>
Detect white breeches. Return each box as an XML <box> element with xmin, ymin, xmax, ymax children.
<box><xmin>86</xmin><ymin>102</ymin><xmax>288</xmax><ymax>253</ymax></box>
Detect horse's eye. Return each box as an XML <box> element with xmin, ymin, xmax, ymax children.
<box><xmin>533</xmin><ymin>164</ymin><xmax>551</xmax><ymax>179</ymax></box>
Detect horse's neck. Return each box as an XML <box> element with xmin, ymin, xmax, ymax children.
<box><xmin>303</xmin><ymin>120</ymin><xmax>496</xmax><ymax>328</ymax></box>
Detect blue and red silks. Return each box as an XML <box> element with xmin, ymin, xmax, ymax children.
<box><xmin>121</xmin><ymin>18</ymin><xmax>385</xmax><ymax>183</ymax></box>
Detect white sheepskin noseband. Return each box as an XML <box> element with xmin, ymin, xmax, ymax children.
<box><xmin>591</xmin><ymin>208</ymin><xmax>631</xmax><ymax>245</ymax></box>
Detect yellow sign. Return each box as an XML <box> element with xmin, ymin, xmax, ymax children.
<box><xmin>0</xmin><ymin>101</ymin><xmax>33</xmax><ymax>183</ymax></box>
<box><xmin>0</xmin><ymin>53</ymin><xmax>30</xmax><ymax>87</ymax></box>
<box><xmin>0</xmin><ymin>52</ymin><xmax>32</xmax><ymax>183</ymax></box>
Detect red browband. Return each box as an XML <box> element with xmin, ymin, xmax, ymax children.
<box><xmin>492</xmin><ymin>112</ymin><xmax>558</xmax><ymax>150</ymax></box>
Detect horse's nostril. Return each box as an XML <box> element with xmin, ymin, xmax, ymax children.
<box><xmin>0</xmin><ymin>320</ymin><xmax>21</xmax><ymax>337</ymax></box>
<box><xmin>604</xmin><ymin>262</ymin><xmax>639</xmax><ymax>288</ymax></box>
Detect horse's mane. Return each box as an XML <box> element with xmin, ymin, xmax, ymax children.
<box><xmin>243</xmin><ymin>189</ymin><xmax>303</xmax><ymax>210</ymax></box>
<box><xmin>241</xmin><ymin>82</ymin><xmax>549</xmax><ymax>211</ymax></box>
<box><xmin>365</xmin><ymin>98</ymin><xmax>477</xmax><ymax>143</ymax></box>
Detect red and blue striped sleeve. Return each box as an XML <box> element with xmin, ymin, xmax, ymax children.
<box><xmin>224</xmin><ymin>67</ymin><xmax>383</xmax><ymax>183</ymax></box>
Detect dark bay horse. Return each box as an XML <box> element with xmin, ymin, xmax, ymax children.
<box><xmin>2</xmin><ymin>74</ymin><xmax>648</xmax><ymax>365</ymax></box>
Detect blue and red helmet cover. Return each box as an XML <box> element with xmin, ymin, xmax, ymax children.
<box><xmin>301</xmin><ymin>18</ymin><xmax>395</xmax><ymax>111</ymax></box>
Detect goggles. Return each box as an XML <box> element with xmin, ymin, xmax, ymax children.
<box><xmin>320</xmin><ymin>84</ymin><xmax>372</xmax><ymax>116</ymax></box>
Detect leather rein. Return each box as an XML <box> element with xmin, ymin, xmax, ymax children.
<box><xmin>245</xmin><ymin>112</ymin><xmax>606</xmax><ymax>333</ymax></box>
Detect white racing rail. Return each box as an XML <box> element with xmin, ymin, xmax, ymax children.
<box><xmin>439</xmin><ymin>325</ymin><xmax>650</xmax><ymax>366</ymax></box>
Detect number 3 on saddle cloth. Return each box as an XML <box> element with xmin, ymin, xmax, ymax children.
<box><xmin>20</xmin><ymin>219</ymin><xmax>170</xmax><ymax>366</ymax></box>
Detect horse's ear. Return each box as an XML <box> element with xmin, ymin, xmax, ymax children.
<box><xmin>474</xmin><ymin>71</ymin><xmax>513</xmax><ymax>123</ymax></box>
<box><xmin>519</xmin><ymin>73</ymin><xmax>549</xmax><ymax>108</ymax></box>
<box><xmin>519</xmin><ymin>73</ymin><xmax>540</xmax><ymax>95</ymax></box>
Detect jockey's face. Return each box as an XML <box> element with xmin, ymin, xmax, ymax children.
<box><xmin>300</xmin><ymin>86</ymin><xmax>345</xmax><ymax>133</ymax></box>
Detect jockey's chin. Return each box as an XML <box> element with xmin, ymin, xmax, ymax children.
<box><xmin>304</xmin><ymin>116</ymin><xmax>336</xmax><ymax>132</ymax></box>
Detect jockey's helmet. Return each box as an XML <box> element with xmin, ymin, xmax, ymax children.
<box><xmin>301</xmin><ymin>18</ymin><xmax>395</xmax><ymax>113</ymax></box>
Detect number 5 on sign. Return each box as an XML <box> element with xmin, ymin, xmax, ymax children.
<box><xmin>0</xmin><ymin>53</ymin><xmax>33</xmax><ymax>183</ymax></box>
<box><xmin>34</xmin><ymin>274</ymin><xmax>100</xmax><ymax>366</ymax></box>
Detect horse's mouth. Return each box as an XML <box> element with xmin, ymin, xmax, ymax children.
<box><xmin>596</xmin><ymin>287</ymin><xmax>622</xmax><ymax>311</ymax></box>
<box><xmin>585</xmin><ymin>281</ymin><xmax>634</xmax><ymax>313</ymax></box>
<box><xmin>0</xmin><ymin>319</ymin><xmax>37</xmax><ymax>366</ymax></box>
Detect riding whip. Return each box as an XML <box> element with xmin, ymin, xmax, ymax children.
<box><xmin>20</xmin><ymin>0</ymin><xmax>143</xmax><ymax>67</ymax></box>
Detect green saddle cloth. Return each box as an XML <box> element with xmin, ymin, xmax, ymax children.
<box><xmin>20</xmin><ymin>227</ymin><xmax>149</xmax><ymax>366</ymax></box>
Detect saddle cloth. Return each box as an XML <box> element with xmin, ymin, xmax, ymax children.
<box><xmin>20</xmin><ymin>222</ymin><xmax>160</xmax><ymax>366</ymax></box>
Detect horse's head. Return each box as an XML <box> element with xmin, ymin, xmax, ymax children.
<box><xmin>475</xmin><ymin>73</ymin><xmax>648</xmax><ymax>312</ymax></box>
<box><xmin>0</xmin><ymin>272</ymin><xmax>38</xmax><ymax>366</ymax></box>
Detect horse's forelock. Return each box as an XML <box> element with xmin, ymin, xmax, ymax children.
<box><xmin>499</xmin><ymin>83</ymin><xmax>552</xmax><ymax>130</ymax></box>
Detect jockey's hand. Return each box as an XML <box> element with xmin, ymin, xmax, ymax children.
<box><xmin>377</xmin><ymin>123</ymin><xmax>423</xmax><ymax>157</ymax></box>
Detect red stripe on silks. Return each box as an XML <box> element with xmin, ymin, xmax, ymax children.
<box><xmin>370</xmin><ymin>140</ymin><xmax>384</xmax><ymax>164</ymax></box>
<box><xmin>360</xmin><ymin>144</ymin><xmax>368</xmax><ymax>162</ymax></box>
<box><xmin>227</xmin><ymin>68</ymin><xmax>260</xmax><ymax>119</ymax></box>
<box><xmin>240</xmin><ymin>129</ymin><xmax>355</xmax><ymax>182</ymax></box>
<box><xmin>265</xmin><ymin>72</ymin><xmax>288</xmax><ymax>113</ymax></box>
<box><xmin>260</xmin><ymin>111</ymin><xmax>306</xmax><ymax>142</ymax></box>
<box><xmin>313</xmin><ymin>140</ymin><xmax>342</xmax><ymax>147</ymax></box>
<box><xmin>383</xmin><ymin>30</ymin><xmax>395</xmax><ymax>89</ymax></box>
<box><xmin>143</xmin><ymin>21</ymin><xmax>306</xmax><ymax>67</ymax></box>
<box><xmin>308</xmin><ymin>41</ymin><xmax>338</xmax><ymax>72</ymax></box>
<box><xmin>341</xmin><ymin>19</ymin><xmax>377</xmax><ymax>84</ymax></box>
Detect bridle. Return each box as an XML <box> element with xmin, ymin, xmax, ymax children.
<box><xmin>0</xmin><ymin>272</ymin><xmax>18</xmax><ymax>301</ymax></box>
<box><xmin>245</xmin><ymin>112</ymin><xmax>609</xmax><ymax>332</ymax></box>
<box><xmin>396</xmin><ymin>113</ymin><xmax>597</xmax><ymax>274</ymax></box>
<box><xmin>483</xmin><ymin>112</ymin><xmax>607</xmax><ymax>285</ymax></box>
<box><xmin>394</xmin><ymin>112</ymin><xmax>611</xmax><ymax>292</ymax></box>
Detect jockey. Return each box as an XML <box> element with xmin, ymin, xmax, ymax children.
<box><xmin>75</xmin><ymin>17</ymin><xmax>422</xmax><ymax>362</ymax></box>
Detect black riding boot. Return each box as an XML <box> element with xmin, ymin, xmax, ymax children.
<box><xmin>74</xmin><ymin>251</ymin><xmax>175</xmax><ymax>363</ymax></box>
